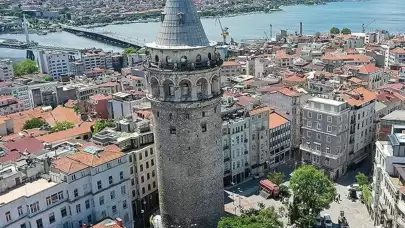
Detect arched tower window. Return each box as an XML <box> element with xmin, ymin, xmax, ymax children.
<box><xmin>196</xmin><ymin>54</ymin><xmax>202</xmax><ymax>63</ymax></box>
<box><xmin>180</xmin><ymin>56</ymin><xmax>187</xmax><ymax>66</ymax></box>
<box><xmin>179</xmin><ymin>79</ymin><xmax>191</xmax><ymax>100</ymax></box>
<box><xmin>166</xmin><ymin>56</ymin><xmax>171</xmax><ymax>64</ymax></box>
<box><xmin>150</xmin><ymin>77</ymin><xmax>160</xmax><ymax>98</ymax></box>
<box><xmin>163</xmin><ymin>79</ymin><xmax>175</xmax><ymax>98</ymax></box>
<box><xmin>155</xmin><ymin>55</ymin><xmax>159</xmax><ymax>63</ymax></box>
<box><xmin>196</xmin><ymin>78</ymin><xmax>208</xmax><ymax>99</ymax></box>
<box><xmin>211</xmin><ymin>75</ymin><xmax>220</xmax><ymax>95</ymax></box>
<box><xmin>208</xmin><ymin>53</ymin><xmax>212</xmax><ymax>61</ymax></box>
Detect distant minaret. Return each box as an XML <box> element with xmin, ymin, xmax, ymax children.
<box><xmin>22</xmin><ymin>14</ymin><xmax>30</xmax><ymax>43</ymax></box>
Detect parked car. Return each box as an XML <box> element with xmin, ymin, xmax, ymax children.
<box><xmin>253</xmin><ymin>173</ymin><xmax>264</xmax><ymax>179</ymax></box>
<box><xmin>323</xmin><ymin>214</ymin><xmax>332</xmax><ymax>228</ymax></box>
<box><xmin>315</xmin><ymin>213</ymin><xmax>323</xmax><ymax>227</ymax></box>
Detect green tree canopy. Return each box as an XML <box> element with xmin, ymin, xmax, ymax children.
<box><xmin>23</xmin><ymin>117</ymin><xmax>46</xmax><ymax>130</ymax></box>
<box><xmin>51</xmin><ymin>121</ymin><xmax>75</xmax><ymax>133</ymax></box>
<box><xmin>289</xmin><ymin>165</ymin><xmax>336</xmax><ymax>225</ymax></box>
<box><xmin>356</xmin><ymin>172</ymin><xmax>368</xmax><ymax>186</ymax></box>
<box><xmin>93</xmin><ymin>120</ymin><xmax>115</xmax><ymax>134</ymax></box>
<box><xmin>43</xmin><ymin>75</ymin><xmax>54</xmax><ymax>81</ymax></box>
<box><xmin>13</xmin><ymin>59</ymin><xmax>39</xmax><ymax>76</ymax></box>
<box><xmin>218</xmin><ymin>206</ymin><xmax>283</xmax><ymax>228</ymax></box>
<box><xmin>341</xmin><ymin>28</ymin><xmax>352</xmax><ymax>35</ymax></box>
<box><xmin>330</xmin><ymin>27</ymin><xmax>340</xmax><ymax>34</ymax></box>
<box><xmin>267</xmin><ymin>171</ymin><xmax>285</xmax><ymax>186</ymax></box>
<box><xmin>124</xmin><ymin>47</ymin><xmax>138</xmax><ymax>54</ymax></box>
<box><xmin>73</xmin><ymin>105</ymin><xmax>81</xmax><ymax>113</ymax></box>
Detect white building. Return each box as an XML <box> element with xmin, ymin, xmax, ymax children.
<box><xmin>222</xmin><ymin>110</ymin><xmax>250</xmax><ymax>186</ymax></box>
<box><xmin>0</xmin><ymin>59</ymin><xmax>14</xmax><ymax>82</ymax></box>
<box><xmin>82</xmin><ymin>50</ymin><xmax>106</xmax><ymax>71</ymax></box>
<box><xmin>0</xmin><ymin>146</ymin><xmax>133</xmax><ymax>228</ymax></box>
<box><xmin>372</xmin><ymin>127</ymin><xmax>405</xmax><ymax>228</ymax></box>
<box><xmin>249</xmin><ymin>107</ymin><xmax>270</xmax><ymax>175</ymax></box>
<box><xmin>268</xmin><ymin>111</ymin><xmax>292</xmax><ymax>169</ymax></box>
<box><xmin>0</xmin><ymin>96</ymin><xmax>25</xmax><ymax>115</ymax></box>
<box><xmin>108</xmin><ymin>92</ymin><xmax>144</xmax><ymax>119</ymax></box>
<box><xmin>37</xmin><ymin>51</ymin><xmax>72</xmax><ymax>79</ymax></box>
<box><xmin>357</xmin><ymin>64</ymin><xmax>389</xmax><ymax>90</ymax></box>
<box><xmin>388</xmin><ymin>48</ymin><xmax>405</xmax><ymax>68</ymax></box>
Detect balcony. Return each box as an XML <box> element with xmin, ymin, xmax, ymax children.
<box><xmin>145</xmin><ymin>58</ymin><xmax>223</xmax><ymax>72</ymax></box>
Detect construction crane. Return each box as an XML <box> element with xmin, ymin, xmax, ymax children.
<box><xmin>215</xmin><ymin>17</ymin><xmax>229</xmax><ymax>44</ymax></box>
<box><xmin>362</xmin><ymin>19</ymin><xmax>375</xmax><ymax>33</ymax></box>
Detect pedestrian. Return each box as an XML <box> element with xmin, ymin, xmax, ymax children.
<box><xmin>338</xmin><ymin>194</ymin><xmax>341</xmax><ymax>201</ymax></box>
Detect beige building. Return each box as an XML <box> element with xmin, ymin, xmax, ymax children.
<box><xmin>0</xmin><ymin>59</ymin><xmax>14</xmax><ymax>82</ymax></box>
<box><xmin>0</xmin><ymin>96</ymin><xmax>25</xmax><ymax>115</ymax></box>
<box><xmin>220</xmin><ymin>61</ymin><xmax>241</xmax><ymax>83</ymax></box>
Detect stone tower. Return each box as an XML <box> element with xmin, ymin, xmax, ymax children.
<box><xmin>144</xmin><ymin>0</ymin><xmax>224</xmax><ymax>227</ymax></box>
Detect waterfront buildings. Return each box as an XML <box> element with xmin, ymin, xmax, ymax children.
<box><xmin>144</xmin><ymin>0</ymin><xmax>224</xmax><ymax>226</ymax></box>
<box><xmin>0</xmin><ymin>59</ymin><xmax>14</xmax><ymax>82</ymax></box>
<box><xmin>301</xmin><ymin>95</ymin><xmax>351</xmax><ymax>179</ymax></box>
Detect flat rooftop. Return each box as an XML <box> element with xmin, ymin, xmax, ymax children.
<box><xmin>382</xmin><ymin>110</ymin><xmax>405</xmax><ymax>122</ymax></box>
<box><xmin>0</xmin><ymin>179</ymin><xmax>58</xmax><ymax>205</ymax></box>
<box><xmin>310</xmin><ymin>97</ymin><xmax>346</xmax><ymax>106</ymax></box>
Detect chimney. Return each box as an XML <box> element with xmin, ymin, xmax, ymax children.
<box><xmin>116</xmin><ymin>218</ymin><xmax>123</xmax><ymax>227</ymax></box>
<box><xmin>299</xmin><ymin>22</ymin><xmax>303</xmax><ymax>36</ymax></box>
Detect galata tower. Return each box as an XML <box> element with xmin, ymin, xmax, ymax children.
<box><xmin>144</xmin><ymin>0</ymin><xmax>224</xmax><ymax>227</ymax></box>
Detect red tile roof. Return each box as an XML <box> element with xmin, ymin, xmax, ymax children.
<box><xmin>358</xmin><ymin>64</ymin><xmax>382</xmax><ymax>74</ymax></box>
<box><xmin>278</xmin><ymin>87</ymin><xmax>301</xmax><ymax>97</ymax></box>
<box><xmin>269</xmin><ymin>111</ymin><xmax>289</xmax><ymax>128</ymax></box>
<box><xmin>36</xmin><ymin>122</ymin><xmax>94</xmax><ymax>143</ymax></box>
<box><xmin>0</xmin><ymin>137</ymin><xmax>45</xmax><ymax>163</ymax></box>
<box><xmin>236</xmin><ymin>96</ymin><xmax>255</xmax><ymax>107</ymax></box>
<box><xmin>89</xmin><ymin>94</ymin><xmax>113</xmax><ymax>101</ymax></box>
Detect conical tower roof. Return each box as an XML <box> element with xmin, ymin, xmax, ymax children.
<box><xmin>154</xmin><ymin>0</ymin><xmax>210</xmax><ymax>47</ymax></box>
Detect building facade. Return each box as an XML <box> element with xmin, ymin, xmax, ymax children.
<box><xmin>37</xmin><ymin>50</ymin><xmax>72</xmax><ymax>79</ymax></box>
<box><xmin>144</xmin><ymin>0</ymin><xmax>224</xmax><ymax>226</ymax></box>
<box><xmin>0</xmin><ymin>59</ymin><xmax>14</xmax><ymax>82</ymax></box>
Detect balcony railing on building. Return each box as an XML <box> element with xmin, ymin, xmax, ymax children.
<box><xmin>145</xmin><ymin>58</ymin><xmax>224</xmax><ymax>72</ymax></box>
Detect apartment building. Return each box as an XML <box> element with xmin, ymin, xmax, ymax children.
<box><xmin>0</xmin><ymin>59</ymin><xmax>14</xmax><ymax>81</ymax></box>
<box><xmin>388</xmin><ymin>47</ymin><xmax>405</xmax><ymax>68</ymax></box>
<box><xmin>92</xmin><ymin>117</ymin><xmax>158</xmax><ymax>227</ymax></box>
<box><xmin>379</xmin><ymin>111</ymin><xmax>405</xmax><ymax>140</ymax></box>
<box><xmin>108</xmin><ymin>92</ymin><xmax>145</xmax><ymax>119</ymax></box>
<box><xmin>220</xmin><ymin>61</ymin><xmax>241</xmax><ymax>83</ymax></box>
<box><xmin>221</xmin><ymin>110</ymin><xmax>250</xmax><ymax>186</ymax></box>
<box><xmin>249</xmin><ymin>107</ymin><xmax>270</xmax><ymax>175</ymax></box>
<box><xmin>82</xmin><ymin>50</ymin><xmax>107</xmax><ymax>71</ymax></box>
<box><xmin>37</xmin><ymin>50</ymin><xmax>72</xmax><ymax>79</ymax></box>
<box><xmin>342</xmin><ymin>87</ymin><xmax>376</xmax><ymax>168</ymax></box>
<box><xmin>356</xmin><ymin>64</ymin><xmax>389</xmax><ymax>90</ymax></box>
<box><xmin>268</xmin><ymin>110</ymin><xmax>292</xmax><ymax>169</ymax></box>
<box><xmin>301</xmin><ymin>95</ymin><xmax>351</xmax><ymax>180</ymax></box>
<box><xmin>0</xmin><ymin>96</ymin><xmax>24</xmax><ymax>115</ymax></box>
<box><xmin>0</xmin><ymin>145</ymin><xmax>133</xmax><ymax>228</ymax></box>
<box><xmin>372</xmin><ymin>127</ymin><xmax>405</xmax><ymax>228</ymax></box>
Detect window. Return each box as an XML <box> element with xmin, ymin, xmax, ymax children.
<box><xmin>307</xmin><ymin>131</ymin><xmax>311</xmax><ymax>137</ymax></box>
<box><xmin>49</xmin><ymin>212</ymin><xmax>55</xmax><ymax>224</ymax></box>
<box><xmin>317</xmin><ymin>123</ymin><xmax>322</xmax><ymax>130</ymax></box>
<box><xmin>121</xmin><ymin>185</ymin><xmax>126</xmax><ymax>195</ymax></box>
<box><xmin>327</xmin><ymin>116</ymin><xmax>332</xmax><ymax>123</ymax></box>
<box><xmin>307</xmin><ymin>111</ymin><xmax>312</xmax><ymax>118</ymax></box>
<box><xmin>112</xmin><ymin>205</ymin><xmax>117</xmax><ymax>214</ymax></box>
<box><xmin>120</xmin><ymin>171</ymin><xmax>124</xmax><ymax>180</ymax></box>
<box><xmin>316</xmin><ymin>133</ymin><xmax>321</xmax><ymax>140</ymax></box>
<box><xmin>129</xmin><ymin>155</ymin><xmax>133</xmax><ymax>162</ymax></box>
<box><xmin>145</xmin><ymin>150</ymin><xmax>148</xmax><ymax>157</ymax></box>
<box><xmin>140</xmin><ymin>164</ymin><xmax>143</xmax><ymax>172</ymax></box>
<box><xmin>327</xmin><ymin>125</ymin><xmax>332</xmax><ymax>132</ymax></box>
<box><xmin>74</xmin><ymin>189</ymin><xmax>79</xmax><ymax>197</ymax></box>
<box><xmin>307</xmin><ymin>121</ymin><xmax>312</xmax><ymax>127</ymax></box>
<box><xmin>99</xmin><ymin>196</ymin><xmax>104</xmax><ymax>205</ymax></box>
<box><xmin>85</xmin><ymin>200</ymin><xmax>90</xmax><ymax>209</ymax></box>
<box><xmin>141</xmin><ymin>176</ymin><xmax>145</xmax><ymax>183</ymax></box>
<box><xmin>152</xmin><ymin>170</ymin><xmax>156</xmax><ymax>177</ymax></box>
<box><xmin>76</xmin><ymin>204</ymin><xmax>81</xmax><ymax>214</ymax></box>
<box><xmin>18</xmin><ymin>206</ymin><xmax>23</xmax><ymax>216</ymax></box>
<box><xmin>109</xmin><ymin>176</ymin><xmax>113</xmax><ymax>184</ymax></box>
<box><xmin>326</xmin><ymin>147</ymin><xmax>330</xmax><ymax>154</ymax></box>
<box><xmin>170</xmin><ymin>127</ymin><xmax>176</xmax><ymax>134</ymax></box>
<box><xmin>201</xmin><ymin>123</ymin><xmax>207</xmax><ymax>132</ymax></box>
<box><xmin>123</xmin><ymin>200</ymin><xmax>127</xmax><ymax>209</ymax></box>
<box><xmin>36</xmin><ymin>219</ymin><xmax>44</xmax><ymax>228</ymax></box>
<box><xmin>148</xmin><ymin>184</ymin><xmax>151</xmax><ymax>191</ymax></box>
<box><xmin>87</xmin><ymin>215</ymin><xmax>92</xmax><ymax>224</ymax></box>
<box><xmin>139</xmin><ymin>153</ymin><xmax>142</xmax><ymax>160</ymax></box>
<box><xmin>151</xmin><ymin>159</ymin><xmax>154</xmax><ymax>166</ymax></box>
<box><xmin>110</xmin><ymin>190</ymin><xmax>116</xmax><ymax>200</ymax></box>
<box><xmin>317</xmin><ymin>114</ymin><xmax>322</xmax><ymax>120</ymax></box>
<box><xmin>315</xmin><ymin>144</ymin><xmax>321</xmax><ymax>151</ymax></box>
<box><xmin>202</xmin><ymin>111</ymin><xmax>205</xmax><ymax>117</ymax></box>
<box><xmin>142</xmin><ymin>187</ymin><xmax>145</xmax><ymax>194</ymax></box>
<box><xmin>5</xmin><ymin>211</ymin><xmax>11</xmax><ymax>222</ymax></box>
<box><xmin>326</xmin><ymin>136</ymin><xmax>331</xmax><ymax>143</ymax></box>
<box><xmin>146</xmin><ymin>161</ymin><xmax>149</xmax><ymax>169</ymax></box>
<box><xmin>150</xmin><ymin>148</ymin><xmax>153</xmax><ymax>155</ymax></box>
<box><xmin>61</xmin><ymin>207</ymin><xmax>67</xmax><ymax>218</ymax></box>
<box><xmin>130</xmin><ymin>167</ymin><xmax>134</xmax><ymax>174</ymax></box>
<box><xmin>97</xmin><ymin>181</ymin><xmax>102</xmax><ymax>190</ymax></box>
<box><xmin>153</xmin><ymin>181</ymin><xmax>156</xmax><ymax>188</ymax></box>
<box><xmin>20</xmin><ymin>224</ymin><xmax>26</xmax><ymax>228</ymax></box>
<box><xmin>30</xmin><ymin>202</ymin><xmax>40</xmax><ymax>213</ymax></box>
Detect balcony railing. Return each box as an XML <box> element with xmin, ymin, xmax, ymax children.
<box><xmin>145</xmin><ymin>59</ymin><xmax>223</xmax><ymax>72</ymax></box>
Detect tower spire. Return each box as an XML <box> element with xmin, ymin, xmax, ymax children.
<box><xmin>155</xmin><ymin>0</ymin><xmax>210</xmax><ymax>47</ymax></box>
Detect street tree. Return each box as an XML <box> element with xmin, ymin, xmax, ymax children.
<box><xmin>268</xmin><ymin>171</ymin><xmax>285</xmax><ymax>186</ymax></box>
<box><xmin>330</xmin><ymin>27</ymin><xmax>340</xmax><ymax>34</ymax></box>
<box><xmin>13</xmin><ymin>59</ymin><xmax>39</xmax><ymax>76</ymax></box>
<box><xmin>51</xmin><ymin>121</ymin><xmax>75</xmax><ymax>133</ymax></box>
<box><xmin>355</xmin><ymin>172</ymin><xmax>368</xmax><ymax>187</ymax></box>
<box><xmin>289</xmin><ymin>165</ymin><xmax>336</xmax><ymax>226</ymax></box>
<box><xmin>124</xmin><ymin>47</ymin><xmax>138</xmax><ymax>54</ymax></box>
<box><xmin>341</xmin><ymin>28</ymin><xmax>352</xmax><ymax>34</ymax></box>
<box><xmin>23</xmin><ymin>118</ymin><xmax>46</xmax><ymax>130</ymax></box>
<box><xmin>218</xmin><ymin>206</ymin><xmax>283</xmax><ymax>228</ymax></box>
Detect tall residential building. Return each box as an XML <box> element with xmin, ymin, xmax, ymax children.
<box><xmin>249</xmin><ymin>107</ymin><xmax>270</xmax><ymax>175</ymax></box>
<box><xmin>37</xmin><ymin>50</ymin><xmax>72</xmax><ymax>79</ymax></box>
<box><xmin>268</xmin><ymin>110</ymin><xmax>292</xmax><ymax>169</ymax></box>
<box><xmin>372</xmin><ymin>126</ymin><xmax>405</xmax><ymax>228</ymax></box>
<box><xmin>0</xmin><ymin>59</ymin><xmax>14</xmax><ymax>82</ymax></box>
<box><xmin>301</xmin><ymin>96</ymin><xmax>351</xmax><ymax>180</ymax></box>
<box><xmin>144</xmin><ymin>0</ymin><xmax>224</xmax><ymax>226</ymax></box>
<box><xmin>221</xmin><ymin>110</ymin><xmax>250</xmax><ymax>186</ymax></box>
